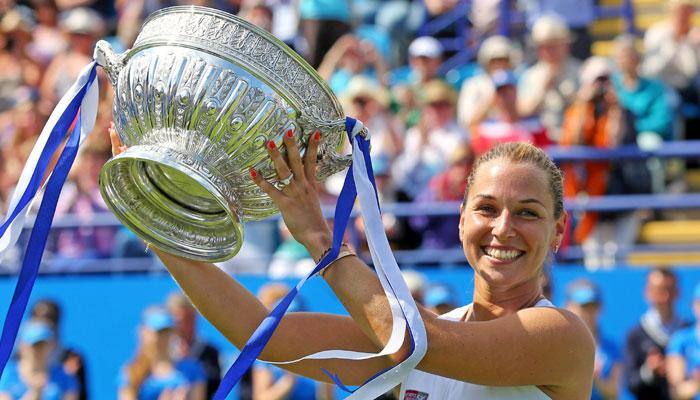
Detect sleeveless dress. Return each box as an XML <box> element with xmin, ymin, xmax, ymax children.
<box><xmin>399</xmin><ymin>299</ymin><xmax>554</xmax><ymax>400</ymax></box>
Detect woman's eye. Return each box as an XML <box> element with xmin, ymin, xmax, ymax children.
<box><xmin>475</xmin><ymin>205</ymin><xmax>496</xmax><ymax>214</ymax></box>
<box><xmin>518</xmin><ymin>209</ymin><xmax>539</xmax><ymax>218</ymax></box>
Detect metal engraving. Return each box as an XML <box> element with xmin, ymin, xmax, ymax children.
<box><xmin>96</xmin><ymin>6</ymin><xmax>350</xmax><ymax>261</ymax></box>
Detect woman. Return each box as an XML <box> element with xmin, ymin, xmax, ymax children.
<box><xmin>110</xmin><ymin>128</ymin><xmax>594</xmax><ymax>399</ymax></box>
<box><xmin>118</xmin><ymin>307</ymin><xmax>205</xmax><ymax>400</ymax></box>
<box><xmin>0</xmin><ymin>320</ymin><xmax>78</xmax><ymax>400</ymax></box>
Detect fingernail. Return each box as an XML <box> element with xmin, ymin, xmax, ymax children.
<box><xmin>249</xmin><ymin>168</ymin><xmax>257</xmax><ymax>179</ymax></box>
<box><xmin>286</xmin><ymin>129</ymin><xmax>294</xmax><ymax>138</ymax></box>
<box><xmin>313</xmin><ymin>131</ymin><xmax>321</xmax><ymax>141</ymax></box>
<box><xmin>267</xmin><ymin>140</ymin><xmax>276</xmax><ymax>150</ymax></box>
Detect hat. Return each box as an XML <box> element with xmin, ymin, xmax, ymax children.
<box><xmin>421</xmin><ymin>79</ymin><xmax>458</xmax><ymax>106</ymax></box>
<box><xmin>580</xmin><ymin>56</ymin><xmax>612</xmax><ymax>86</ymax></box>
<box><xmin>408</xmin><ymin>36</ymin><xmax>443</xmax><ymax>59</ymax></box>
<box><xmin>566</xmin><ymin>281</ymin><xmax>601</xmax><ymax>305</ymax></box>
<box><xmin>531</xmin><ymin>15</ymin><xmax>571</xmax><ymax>44</ymax></box>
<box><xmin>20</xmin><ymin>320</ymin><xmax>54</xmax><ymax>345</ymax></box>
<box><xmin>477</xmin><ymin>35</ymin><xmax>514</xmax><ymax>66</ymax></box>
<box><xmin>1</xmin><ymin>6</ymin><xmax>36</xmax><ymax>33</ymax></box>
<box><xmin>424</xmin><ymin>285</ymin><xmax>454</xmax><ymax>308</ymax></box>
<box><xmin>142</xmin><ymin>308</ymin><xmax>174</xmax><ymax>332</ymax></box>
<box><xmin>59</xmin><ymin>7</ymin><xmax>105</xmax><ymax>36</ymax></box>
<box><xmin>491</xmin><ymin>69</ymin><xmax>518</xmax><ymax>89</ymax></box>
<box><xmin>342</xmin><ymin>76</ymin><xmax>390</xmax><ymax>109</ymax></box>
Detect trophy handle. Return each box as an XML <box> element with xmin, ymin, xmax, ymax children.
<box><xmin>94</xmin><ymin>40</ymin><xmax>126</xmax><ymax>86</ymax></box>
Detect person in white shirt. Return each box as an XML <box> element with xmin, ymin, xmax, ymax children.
<box><xmin>518</xmin><ymin>15</ymin><xmax>580</xmax><ymax>141</ymax></box>
<box><xmin>457</xmin><ymin>35</ymin><xmax>519</xmax><ymax>129</ymax></box>
<box><xmin>110</xmin><ymin>129</ymin><xmax>595</xmax><ymax>398</ymax></box>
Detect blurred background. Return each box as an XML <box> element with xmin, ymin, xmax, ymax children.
<box><xmin>1</xmin><ymin>0</ymin><xmax>700</xmax><ymax>399</ymax></box>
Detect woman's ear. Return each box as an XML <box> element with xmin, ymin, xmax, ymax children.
<box><xmin>458</xmin><ymin>202</ymin><xmax>466</xmax><ymax>242</ymax></box>
<box><xmin>552</xmin><ymin>211</ymin><xmax>568</xmax><ymax>252</ymax></box>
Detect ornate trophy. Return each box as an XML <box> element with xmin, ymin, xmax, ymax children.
<box><xmin>94</xmin><ymin>6</ymin><xmax>350</xmax><ymax>261</ymax></box>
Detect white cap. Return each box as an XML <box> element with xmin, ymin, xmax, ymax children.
<box><xmin>580</xmin><ymin>56</ymin><xmax>612</xmax><ymax>85</ymax></box>
<box><xmin>408</xmin><ymin>36</ymin><xmax>443</xmax><ymax>59</ymax></box>
<box><xmin>531</xmin><ymin>15</ymin><xmax>571</xmax><ymax>44</ymax></box>
<box><xmin>60</xmin><ymin>7</ymin><xmax>105</xmax><ymax>36</ymax></box>
<box><xmin>477</xmin><ymin>35</ymin><xmax>514</xmax><ymax>66</ymax></box>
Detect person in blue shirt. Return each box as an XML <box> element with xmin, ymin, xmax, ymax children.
<box><xmin>252</xmin><ymin>283</ymin><xmax>333</xmax><ymax>399</ymax></box>
<box><xmin>0</xmin><ymin>320</ymin><xmax>79</xmax><ymax>400</ymax></box>
<box><xmin>118</xmin><ymin>306</ymin><xmax>206</xmax><ymax>400</ymax></box>
<box><xmin>611</xmin><ymin>34</ymin><xmax>674</xmax><ymax>144</ymax></box>
<box><xmin>565</xmin><ymin>280</ymin><xmax>622</xmax><ymax>400</ymax></box>
<box><xmin>299</xmin><ymin>0</ymin><xmax>351</xmax><ymax>68</ymax></box>
<box><xmin>667</xmin><ymin>282</ymin><xmax>700</xmax><ymax>400</ymax></box>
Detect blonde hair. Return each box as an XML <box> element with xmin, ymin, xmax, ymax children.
<box><xmin>464</xmin><ymin>143</ymin><xmax>564</xmax><ymax>218</ymax></box>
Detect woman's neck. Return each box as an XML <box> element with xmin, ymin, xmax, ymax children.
<box><xmin>471</xmin><ymin>277</ymin><xmax>544</xmax><ymax>321</ymax></box>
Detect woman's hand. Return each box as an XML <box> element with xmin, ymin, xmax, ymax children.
<box><xmin>249</xmin><ymin>130</ymin><xmax>332</xmax><ymax>261</ymax></box>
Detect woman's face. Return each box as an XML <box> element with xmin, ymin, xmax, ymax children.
<box><xmin>460</xmin><ymin>159</ymin><xmax>565</xmax><ymax>289</ymax></box>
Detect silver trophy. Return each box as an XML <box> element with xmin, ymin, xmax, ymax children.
<box><xmin>94</xmin><ymin>6</ymin><xmax>350</xmax><ymax>261</ymax></box>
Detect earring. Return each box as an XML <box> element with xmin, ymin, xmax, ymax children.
<box><xmin>553</xmin><ymin>243</ymin><xmax>560</xmax><ymax>254</ymax></box>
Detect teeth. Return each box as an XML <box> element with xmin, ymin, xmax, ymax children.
<box><xmin>484</xmin><ymin>247</ymin><xmax>522</xmax><ymax>261</ymax></box>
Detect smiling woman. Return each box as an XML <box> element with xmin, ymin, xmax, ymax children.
<box><xmin>110</xmin><ymin>125</ymin><xmax>595</xmax><ymax>399</ymax></box>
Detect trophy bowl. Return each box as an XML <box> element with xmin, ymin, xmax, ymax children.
<box><xmin>95</xmin><ymin>6</ymin><xmax>350</xmax><ymax>261</ymax></box>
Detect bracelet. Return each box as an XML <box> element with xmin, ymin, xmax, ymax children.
<box><xmin>317</xmin><ymin>243</ymin><xmax>355</xmax><ymax>278</ymax></box>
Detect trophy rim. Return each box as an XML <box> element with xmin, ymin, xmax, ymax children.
<box><xmin>134</xmin><ymin>5</ymin><xmax>345</xmax><ymax>125</ymax></box>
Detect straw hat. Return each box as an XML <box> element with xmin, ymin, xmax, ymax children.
<box><xmin>531</xmin><ymin>15</ymin><xmax>572</xmax><ymax>44</ymax></box>
<box><xmin>342</xmin><ymin>76</ymin><xmax>390</xmax><ymax>109</ymax></box>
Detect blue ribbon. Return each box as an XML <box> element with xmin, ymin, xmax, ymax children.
<box><xmin>0</xmin><ymin>64</ymin><xmax>96</xmax><ymax>377</ymax></box>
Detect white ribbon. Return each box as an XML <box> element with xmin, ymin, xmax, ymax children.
<box><xmin>0</xmin><ymin>61</ymin><xmax>99</xmax><ymax>253</ymax></box>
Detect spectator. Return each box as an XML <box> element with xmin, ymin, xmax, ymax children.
<box><xmin>392</xmin><ymin>79</ymin><xmax>467</xmax><ymax>200</ymax></box>
<box><xmin>166</xmin><ymin>293</ymin><xmax>222</xmax><ymax>400</ymax></box>
<box><xmin>411</xmin><ymin>142</ymin><xmax>473</xmax><ymax>250</ymax></box>
<box><xmin>267</xmin><ymin>221</ymin><xmax>316</xmax><ymax>279</ymax></box>
<box><xmin>565</xmin><ymin>280</ymin><xmax>622</xmax><ymax>400</ymax></box>
<box><xmin>39</xmin><ymin>7</ymin><xmax>104</xmax><ymax>115</ymax></box>
<box><xmin>458</xmin><ymin>35</ymin><xmax>519</xmax><ymax>129</ymax></box>
<box><xmin>625</xmin><ymin>268</ymin><xmax>687</xmax><ymax>400</ymax></box>
<box><xmin>0</xmin><ymin>6</ymin><xmax>41</xmax><ymax>113</ymax></box>
<box><xmin>390</xmin><ymin>36</ymin><xmax>444</xmax><ymax>87</ymax></box>
<box><xmin>424</xmin><ymin>284</ymin><xmax>457</xmax><ymax>315</ymax></box>
<box><xmin>0</xmin><ymin>320</ymin><xmax>79</xmax><ymax>400</ymax></box>
<box><xmin>471</xmin><ymin>69</ymin><xmax>551</xmax><ymax>156</ymax></box>
<box><xmin>642</xmin><ymin>0</ymin><xmax>700</xmax><ymax>119</ymax></box>
<box><xmin>519</xmin><ymin>0</ymin><xmax>596</xmax><ymax>59</ymax></box>
<box><xmin>118</xmin><ymin>307</ymin><xmax>206</xmax><ymax>400</ymax></box>
<box><xmin>27</xmin><ymin>0</ymin><xmax>65</xmax><ymax>66</ymax></box>
<box><xmin>667</xmin><ymin>282</ymin><xmax>700</xmax><ymax>400</ymax></box>
<box><xmin>253</xmin><ymin>283</ymin><xmax>332</xmax><ymax>399</ymax></box>
<box><xmin>238</xmin><ymin>1</ymin><xmax>273</xmax><ymax>32</ymax></box>
<box><xmin>341</xmin><ymin>76</ymin><xmax>404</xmax><ymax>165</ymax></box>
<box><xmin>299</xmin><ymin>0</ymin><xmax>351</xmax><ymax>68</ymax></box>
<box><xmin>30</xmin><ymin>300</ymin><xmax>88</xmax><ymax>400</ymax></box>
<box><xmin>53</xmin><ymin>144</ymin><xmax>113</xmax><ymax>262</ymax></box>
<box><xmin>317</xmin><ymin>34</ymin><xmax>389</xmax><ymax>96</ymax></box>
<box><xmin>560</xmin><ymin>56</ymin><xmax>647</xmax><ymax>269</ymax></box>
<box><xmin>612</xmin><ymin>34</ymin><xmax>674</xmax><ymax>143</ymax></box>
<box><xmin>518</xmin><ymin>14</ymin><xmax>580</xmax><ymax>141</ymax></box>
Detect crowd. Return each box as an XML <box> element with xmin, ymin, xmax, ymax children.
<box><xmin>0</xmin><ymin>0</ymin><xmax>697</xmax><ymax>271</ymax></box>
<box><xmin>4</xmin><ymin>268</ymin><xmax>700</xmax><ymax>399</ymax></box>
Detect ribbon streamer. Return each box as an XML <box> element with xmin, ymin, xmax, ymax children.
<box><xmin>213</xmin><ymin>117</ymin><xmax>427</xmax><ymax>399</ymax></box>
<box><xmin>0</xmin><ymin>62</ymin><xmax>99</xmax><ymax>376</ymax></box>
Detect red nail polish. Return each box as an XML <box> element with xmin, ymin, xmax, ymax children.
<box><xmin>267</xmin><ymin>140</ymin><xmax>276</xmax><ymax>150</ymax></box>
<box><xmin>286</xmin><ymin>129</ymin><xmax>294</xmax><ymax>138</ymax></box>
<box><xmin>249</xmin><ymin>168</ymin><xmax>257</xmax><ymax>178</ymax></box>
<box><xmin>313</xmin><ymin>131</ymin><xmax>321</xmax><ymax>141</ymax></box>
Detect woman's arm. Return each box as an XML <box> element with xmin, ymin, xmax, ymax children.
<box><xmin>594</xmin><ymin>362</ymin><xmax>621</xmax><ymax>400</ymax></box>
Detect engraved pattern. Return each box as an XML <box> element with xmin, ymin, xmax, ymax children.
<box><xmin>96</xmin><ymin>6</ymin><xmax>351</xmax><ymax>260</ymax></box>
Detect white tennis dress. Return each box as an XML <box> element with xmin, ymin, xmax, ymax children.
<box><xmin>399</xmin><ymin>299</ymin><xmax>554</xmax><ymax>400</ymax></box>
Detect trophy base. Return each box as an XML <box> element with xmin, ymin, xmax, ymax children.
<box><xmin>99</xmin><ymin>143</ymin><xmax>244</xmax><ymax>262</ymax></box>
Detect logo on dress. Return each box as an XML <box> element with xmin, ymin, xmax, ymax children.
<box><xmin>404</xmin><ymin>389</ymin><xmax>429</xmax><ymax>400</ymax></box>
